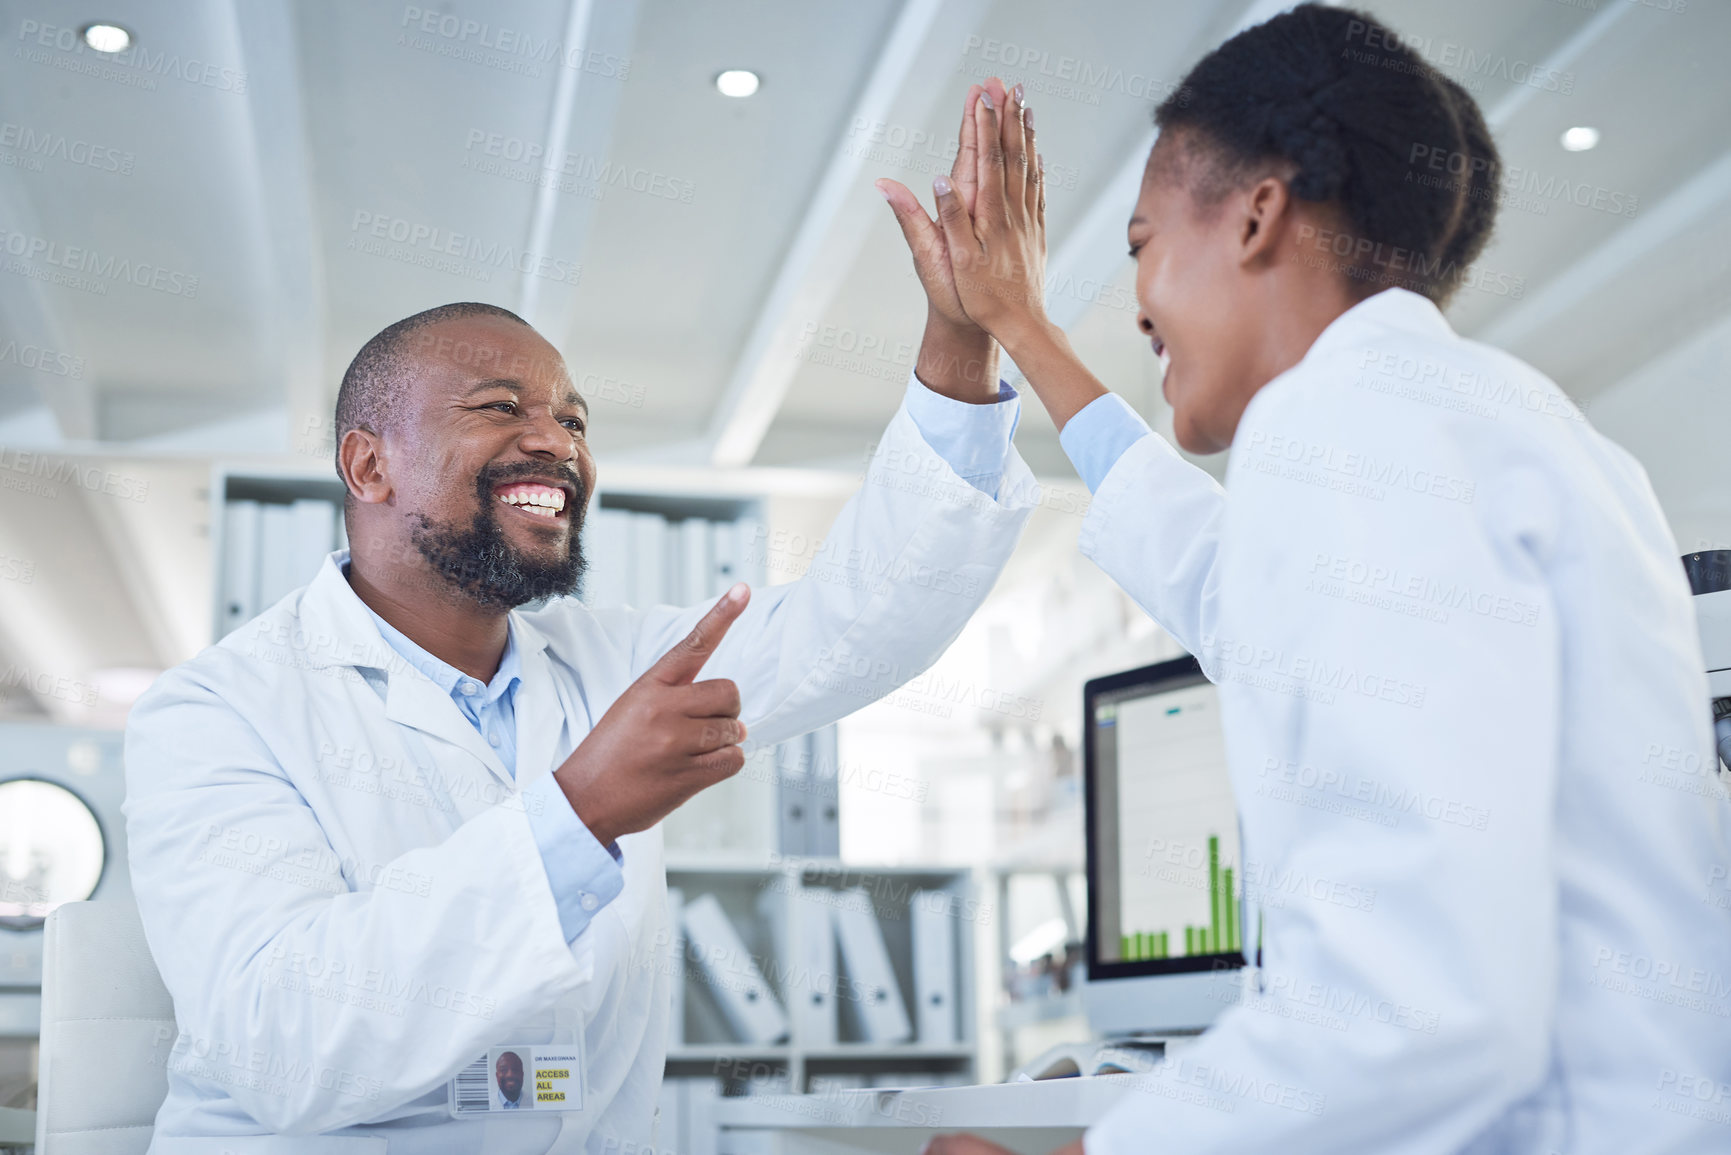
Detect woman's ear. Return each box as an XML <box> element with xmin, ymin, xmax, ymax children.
<box><xmin>1235</xmin><ymin>175</ymin><xmax>1293</xmax><ymax>268</ymax></box>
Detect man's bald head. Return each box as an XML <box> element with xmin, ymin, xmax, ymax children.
<box><xmin>334</xmin><ymin>302</ymin><xmax>595</xmax><ymax>611</ymax></box>
<box><xmin>333</xmin><ymin>301</ymin><xmax>532</xmax><ymax>475</ymax></box>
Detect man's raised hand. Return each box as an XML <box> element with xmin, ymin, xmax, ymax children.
<box><xmin>875</xmin><ymin>79</ymin><xmax>1003</xmax><ymax>332</ymax></box>
<box><xmin>872</xmin><ymin>80</ymin><xmax>1011</xmax><ymax>404</ymax></box>
<box><xmin>552</xmin><ymin>584</ymin><xmax>751</xmax><ymax>846</ymax></box>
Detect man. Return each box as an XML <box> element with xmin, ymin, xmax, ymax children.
<box><xmin>496</xmin><ymin>1053</ymin><xmax>524</xmax><ymax>1111</ymax></box>
<box><xmin>125</xmin><ymin>290</ymin><xmax>1031</xmax><ymax>1153</ymax></box>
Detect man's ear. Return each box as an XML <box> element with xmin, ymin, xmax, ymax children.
<box><xmin>338</xmin><ymin>428</ymin><xmax>391</xmax><ymax>506</ymax></box>
<box><xmin>1235</xmin><ymin>175</ymin><xmax>1292</xmax><ymax>268</ymax></box>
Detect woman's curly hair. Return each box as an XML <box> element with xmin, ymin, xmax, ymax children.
<box><xmin>1155</xmin><ymin>4</ymin><xmax>1501</xmax><ymax>306</ymax></box>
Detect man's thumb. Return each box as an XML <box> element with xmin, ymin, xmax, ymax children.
<box><xmin>876</xmin><ymin>179</ymin><xmax>940</xmax><ymax>254</ymax></box>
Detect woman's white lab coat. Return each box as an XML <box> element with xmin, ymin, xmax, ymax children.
<box><xmin>1078</xmin><ymin>289</ymin><xmax>1731</xmax><ymax>1154</ymax></box>
<box><xmin>123</xmin><ymin>400</ymin><xmax>1037</xmax><ymax>1154</ymax></box>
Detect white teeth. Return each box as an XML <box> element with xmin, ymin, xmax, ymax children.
<box><xmin>497</xmin><ymin>487</ymin><xmax>566</xmax><ymax>514</ymax></box>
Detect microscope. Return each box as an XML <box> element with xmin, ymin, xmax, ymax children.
<box><xmin>1683</xmin><ymin>551</ymin><xmax>1731</xmax><ymax>775</ymax></box>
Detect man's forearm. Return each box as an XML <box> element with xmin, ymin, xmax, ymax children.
<box><xmin>915</xmin><ymin>311</ymin><xmax>1000</xmax><ymax>403</ymax></box>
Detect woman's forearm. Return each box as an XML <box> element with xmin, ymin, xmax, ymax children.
<box><xmin>999</xmin><ymin>318</ymin><xmax>1110</xmax><ymax>432</ymax></box>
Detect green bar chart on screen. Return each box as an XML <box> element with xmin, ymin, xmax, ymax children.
<box><xmin>1120</xmin><ymin>835</ymin><xmax>1239</xmax><ymax>960</ymax></box>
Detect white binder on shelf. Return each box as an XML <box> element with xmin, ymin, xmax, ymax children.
<box><xmin>774</xmin><ymin>729</ymin><xmax>839</xmax><ymax>858</ymax></box>
<box><xmin>292</xmin><ymin>498</ymin><xmax>335</xmax><ymax>568</ymax></box>
<box><xmin>807</xmin><ymin>727</ymin><xmax>840</xmax><ymax>857</ymax></box>
<box><xmin>681</xmin><ymin>893</ymin><xmax>789</xmax><ymax>1044</ymax></box>
<box><xmin>256</xmin><ymin>503</ymin><xmax>298</xmax><ymax>608</ymax></box>
<box><xmin>667</xmin><ymin>886</ymin><xmax>686</xmax><ymax>1048</ymax></box>
<box><xmin>583</xmin><ymin>507</ymin><xmax>633</xmax><ymax>608</ymax></box>
<box><xmin>736</xmin><ymin>517</ymin><xmax>768</xmax><ymax>585</ymax></box>
<box><xmin>629</xmin><ymin>512</ymin><xmax>667</xmax><ymax>607</ymax></box>
<box><xmin>910</xmin><ymin>890</ymin><xmax>958</xmax><ymax>1045</ymax></box>
<box><xmin>832</xmin><ymin>888</ymin><xmax>911</xmax><ymax>1044</ymax></box>
<box><xmin>709</xmin><ymin>519</ymin><xmax>742</xmax><ymax>597</ymax></box>
<box><xmin>678</xmin><ymin>518</ymin><xmax>711</xmax><ymax>604</ymax></box>
<box><xmin>220</xmin><ymin>500</ymin><xmax>261</xmax><ymax>636</ymax></box>
<box><xmin>759</xmin><ymin>886</ymin><xmax>837</xmax><ymax>1047</ymax></box>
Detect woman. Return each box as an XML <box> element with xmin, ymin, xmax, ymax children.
<box><xmin>878</xmin><ymin>6</ymin><xmax>1730</xmax><ymax>1153</ymax></box>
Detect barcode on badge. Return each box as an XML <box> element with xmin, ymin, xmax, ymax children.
<box><xmin>453</xmin><ymin>1056</ymin><xmax>490</xmax><ymax>1115</ymax></box>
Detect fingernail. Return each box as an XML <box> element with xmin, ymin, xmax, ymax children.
<box><xmin>934</xmin><ymin>174</ymin><xmax>951</xmax><ymax>196</ymax></box>
<box><xmin>728</xmin><ymin>582</ymin><xmax>748</xmax><ymax>602</ymax></box>
<box><xmin>1025</xmin><ymin>104</ymin><xmax>1035</xmax><ymax>130</ymax></box>
<box><xmin>979</xmin><ymin>90</ymin><xmax>993</xmax><ymax>111</ymax></box>
<box><xmin>875</xmin><ymin>182</ymin><xmax>893</xmax><ymax>203</ymax></box>
<box><xmin>1013</xmin><ymin>83</ymin><xmax>1024</xmax><ymax>103</ymax></box>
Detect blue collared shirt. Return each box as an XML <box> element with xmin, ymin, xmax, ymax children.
<box><xmin>354</xmin><ymin>376</ymin><xmax>1020</xmax><ymax>943</ymax></box>
<box><xmin>1058</xmin><ymin>392</ymin><xmax>1152</xmax><ymax>493</ymax></box>
<box><xmin>901</xmin><ymin>375</ymin><xmax>1021</xmax><ymax>497</ymax></box>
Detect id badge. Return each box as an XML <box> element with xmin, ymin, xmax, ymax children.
<box><xmin>449</xmin><ymin>1043</ymin><xmax>585</xmax><ymax>1117</ymax></box>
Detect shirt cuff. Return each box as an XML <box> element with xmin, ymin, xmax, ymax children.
<box><xmin>1059</xmin><ymin>392</ymin><xmax>1154</xmax><ymax>494</ymax></box>
<box><xmin>902</xmin><ymin>372</ymin><xmax>1021</xmax><ymax>499</ymax></box>
<box><xmin>523</xmin><ymin>774</ymin><xmax>625</xmax><ymax>943</ymax></box>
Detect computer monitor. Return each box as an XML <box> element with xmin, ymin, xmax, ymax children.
<box><xmin>1083</xmin><ymin>656</ymin><xmax>1246</xmax><ymax>1037</ymax></box>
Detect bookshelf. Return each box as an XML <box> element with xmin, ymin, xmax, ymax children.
<box><xmin>209</xmin><ymin>464</ymin><xmax>348</xmax><ymax>643</ymax></box>
<box><xmin>663</xmin><ymin>861</ymin><xmax>980</xmax><ymax>1094</ymax></box>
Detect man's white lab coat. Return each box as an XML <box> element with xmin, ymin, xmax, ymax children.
<box><xmin>124</xmin><ymin>400</ymin><xmax>1036</xmax><ymax>1154</ymax></box>
<box><xmin>1075</xmin><ymin>289</ymin><xmax>1731</xmax><ymax>1153</ymax></box>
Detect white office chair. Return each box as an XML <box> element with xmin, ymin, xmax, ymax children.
<box><xmin>34</xmin><ymin>901</ymin><xmax>175</xmax><ymax>1154</ymax></box>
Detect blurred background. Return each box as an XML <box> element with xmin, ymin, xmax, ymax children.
<box><xmin>0</xmin><ymin>0</ymin><xmax>1726</xmax><ymax>1124</ymax></box>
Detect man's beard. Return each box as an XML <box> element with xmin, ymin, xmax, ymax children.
<box><xmin>409</xmin><ymin>463</ymin><xmax>587</xmax><ymax>610</ymax></box>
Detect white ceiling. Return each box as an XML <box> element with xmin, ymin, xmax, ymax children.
<box><xmin>0</xmin><ymin>0</ymin><xmax>1727</xmax><ymax>722</ymax></box>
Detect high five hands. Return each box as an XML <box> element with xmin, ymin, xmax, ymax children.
<box><xmin>876</xmin><ymin>76</ymin><xmax>1051</xmax><ymax>353</ymax></box>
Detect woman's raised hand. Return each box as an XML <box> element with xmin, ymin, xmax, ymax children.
<box><xmin>874</xmin><ymin>79</ymin><xmax>1005</xmax><ymax>335</ymax></box>
<box><xmin>935</xmin><ymin>78</ymin><xmax>1048</xmax><ymax>345</ymax></box>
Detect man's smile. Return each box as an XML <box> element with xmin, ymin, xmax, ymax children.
<box><xmin>493</xmin><ymin>479</ymin><xmax>570</xmax><ymax>521</ymax></box>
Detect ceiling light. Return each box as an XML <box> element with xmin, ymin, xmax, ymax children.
<box><xmin>1560</xmin><ymin>126</ymin><xmax>1600</xmax><ymax>152</ymax></box>
<box><xmin>81</xmin><ymin>23</ymin><xmax>132</xmax><ymax>53</ymax></box>
<box><xmin>715</xmin><ymin>69</ymin><xmax>760</xmax><ymax>98</ymax></box>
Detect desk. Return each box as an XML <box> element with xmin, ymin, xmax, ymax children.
<box><xmin>714</xmin><ymin>1077</ymin><xmax>1133</xmax><ymax>1154</ymax></box>
<box><xmin>0</xmin><ymin>1106</ymin><xmax>36</xmax><ymax>1151</ymax></box>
